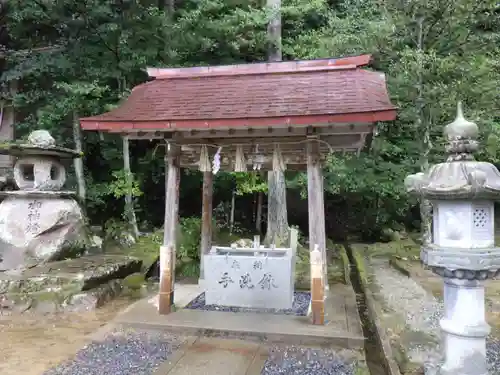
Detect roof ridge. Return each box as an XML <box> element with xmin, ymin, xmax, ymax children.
<box><xmin>147</xmin><ymin>55</ymin><xmax>372</xmax><ymax>80</ymax></box>
<box><xmin>151</xmin><ymin>65</ymin><xmax>360</xmax><ymax>80</ymax></box>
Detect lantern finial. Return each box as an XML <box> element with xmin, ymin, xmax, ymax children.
<box><xmin>444</xmin><ymin>101</ymin><xmax>479</xmax><ymax>161</ymax></box>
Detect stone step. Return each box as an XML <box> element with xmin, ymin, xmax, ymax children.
<box><xmin>0</xmin><ymin>254</ymin><xmax>142</xmax><ymax>313</ymax></box>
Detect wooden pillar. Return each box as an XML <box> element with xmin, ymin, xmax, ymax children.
<box><xmin>306</xmin><ymin>138</ymin><xmax>327</xmax><ymax>286</ymax></box>
<box><xmin>199</xmin><ymin>171</ymin><xmax>213</xmax><ymax>283</ymax></box>
<box><xmin>159</xmin><ymin>144</ymin><xmax>181</xmax><ymax>315</ymax></box>
<box><xmin>310</xmin><ymin>245</ymin><xmax>325</xmax><ymax>325</ymax></box>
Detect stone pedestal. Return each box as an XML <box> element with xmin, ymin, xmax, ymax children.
<box><xmin>0</xmin><ymin>196</ymin><xmax>89</xmax><ymax>270</ymax></box>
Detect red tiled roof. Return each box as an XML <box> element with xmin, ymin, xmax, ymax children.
<box><xmin>80</xmin><ymin>55</ymin><xmax>396</xmax><ymax>131</ymax></box>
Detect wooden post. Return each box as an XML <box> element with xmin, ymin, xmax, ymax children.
<box><xmin>159</xmin><ymin>144</ymin><xmax>181</xmax><ymax>315</ymax></box>
<box><xmin>199</xmin><ymin>171</ymin><xmax>213</xmax><ymax>284</ymax></box>
<box><xmin>306</xmin><ymin>139</ymin><xmax>328</xmax><ymax>287</ymax></box>
<box><xmin>310</xmin><ymin>245</ymin><xmax>325</xmax><ymax>325</ymax></box>
<box><xmin>289</xmin><ymin>227</ymin><xmax>298</xmax><ymax>289</ymax></box>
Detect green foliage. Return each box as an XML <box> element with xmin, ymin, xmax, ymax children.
<box><xmin>1</xmin><ymin>0</ymin><xmax>499</xmax><ymax>239</ymax></box>
<box><xmin>107</xmin><ymin>170</ymin><xmax>143</xmax><ymax>199</ymax></box>
<box><xmin>177</xmin><ymin>217</ymin><xmax>202</xmax><ymax>264</ymax></box>
<box><xmin>233</xmin><ymin>172</ymin><xmax>267</xmax><ymax>195</ymax></box>
<box><xmin>103</xmin><ymin>218</ymin><xmax>135</xmax><ymax>243</ymax></box>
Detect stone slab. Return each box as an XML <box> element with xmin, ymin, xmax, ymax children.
<box><xmin>115</xmin><ymin>284</ymin><xmax>364</xmax><ymax>349</ymax></box>
<box><xmin>157</xmin><ymin>337</ymin><xmax>260</xmax><ymax>375</ymax></box>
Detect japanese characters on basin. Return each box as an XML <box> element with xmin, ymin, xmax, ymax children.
<box><xmin>204</xmin><ymin>253</ymin><xmax>294</xmax><ymax>310</ymax></box>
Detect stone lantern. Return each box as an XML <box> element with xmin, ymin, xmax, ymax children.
<box><xmin>0</xmin><ymin>130</ymin><xmax>90</xmax><ymax>271</ymax></box>
<box><xmin>405</xmin><ymin>103</ymin><xmax>500</xmax><ymax>375</ymax></box>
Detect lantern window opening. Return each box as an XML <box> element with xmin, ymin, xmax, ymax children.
<box><xmin>22</xmin><ymin>164</ymin><xmax>35</xmax><ymax>181</ymax></box>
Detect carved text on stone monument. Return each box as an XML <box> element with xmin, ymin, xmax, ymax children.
<box><xmin>26</xmin><ymin>200</ymin><xmax>43</xmax><ymax>233</ymax></box>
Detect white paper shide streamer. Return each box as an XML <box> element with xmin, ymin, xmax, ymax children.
<box><xmin>212</xmin><ymin>147</ymin><xmax>222</xmax><ymax>175</ymax></box>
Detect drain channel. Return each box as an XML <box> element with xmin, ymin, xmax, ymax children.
<box><xmin>344</xmin><ymin>243</ymin><xmax>388</xmax><ymax>375</ymax></box>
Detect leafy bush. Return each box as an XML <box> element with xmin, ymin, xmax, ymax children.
<box><xmin>176</xmin><ymin>217</ymin><xmax>202</xmax><ymax>277</ymax></box>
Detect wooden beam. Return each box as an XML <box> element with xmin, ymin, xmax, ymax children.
<box><xmin>199</xmin><ymin>171</ymin><xmax>213</xmax><ymax>284</ymax></box>
<box><xmin>127</xmin><ymin>133</ymin><xmax>363</xmax><ymax>146</ymax></box>
<box><xmin>159</xmin><ymin>144</ymin><xmax>181</xmax><ymax>315</ymax></box>
<box><xmin>306</xmin><ymin>138</ymin><xmax>327</xmax><ymax>287</ymax></box>
<box><xmin>120</xmin><ymin>124</ymin><xmax>373</xmax><ymax>140</ymax></box>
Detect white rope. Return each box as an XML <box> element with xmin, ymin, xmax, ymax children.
<box><xmin>174</xmin><ymin>138</ymin><xmax>334</xmax><ymax>153</ymax></box>
<box><xmin>198</xmin><ymin>145</ymin><xmax>211</xmax><ymax>172</ymax></box>
<box><xmin>272</xmin><ymin>143</ymin><xmax>286</xmax><ymax>172</ymax></box>
<box><xmin>234</xmin><ymin>145</ymin><xmax>247</xmax><ymax>172</ymax></box>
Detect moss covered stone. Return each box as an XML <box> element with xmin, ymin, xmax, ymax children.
<box><xmin>0</xmin><ymin>254</ymin><xmax>142</xmax><ymax>313</ymax></box>
<box><xmin>123</xmin><ymin>272</ymin><xmax>145</xmax><ymax>290</ymax></box>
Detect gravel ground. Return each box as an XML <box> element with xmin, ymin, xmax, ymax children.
<box><xmin>185</xmin><ymin>291</ymin><xmax>311</xmax><ymax>316</ymax></box>
<box><xmin>371</xmin><ymin>259</ymin><xmax>500</xmax><ymax>373</ymax></box>
<box><xmin>42</xmin><ymin>329</ymin><xmax>183</xmax><ymax>375</ymax></box>
<box><xmin>372</xmin><ymin>260</ymin><xmax>443</xmax><ymax>334</ymax></box>
<box><xmin>261</xmin><ymin>346</ymin><xmax>357</xmax><ymax>375</ymax></box>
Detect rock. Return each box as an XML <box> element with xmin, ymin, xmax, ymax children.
<box><xmin>380</xmin><ymin>228</ymin><xmax>401</xmax><ymax>242</ymax></box>
<box><xmin>0</xmin><ymin>197</ymin><xmax>90</xmax><ymax>270</ymax></box>
<box><xmin>64</xmin><ymin>279</ymin><xmax>124</xmax><ymax>311</ymax></box>
<box><xmin>116</xmin><ymin>232</ymin><xmax>137</xmax><ymax>247</ymax></box>
<box><xmin>27</xmin><ymin>129</ymin><xmax>56</xmax><ymax>148</ymax></box>
<box><xmin>89</xmin><ymin>235</ymin><xmax>103</xmax><ymax>251</ymax></box>
<box><xmin>123</xmin><ymin>272</ymin><xmax>145</xmax><ymax>290</ymax></box>
<box><xmin>0</xmin><ymin>254</ymin><xmax>142</xmax><ymax>313</ymax></box>
<box><xmin>230</xmin><ymin>238</ymin><xmax>254</xmax><ymax>248</ymax></box>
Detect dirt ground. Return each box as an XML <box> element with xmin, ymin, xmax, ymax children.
<box><xmin>0</xmin><ymin>298</ymin><xmax>132</xmax><ymax>375</ymax></box>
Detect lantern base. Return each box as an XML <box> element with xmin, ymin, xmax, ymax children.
<box><xmin>432</xmin><ymin>278</ymin><xmax>490</xmax><ymax>375</ymax></box>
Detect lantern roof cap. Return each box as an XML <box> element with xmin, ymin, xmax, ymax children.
<box><xmin>405</xmin><ymin>103</ymin><xmax>500</xmax><ymax>200</ymax></box>
<box><xmin>0</xmin><ymin>130</ymin><xmax>82</xmax><ymax>159</ymax></box>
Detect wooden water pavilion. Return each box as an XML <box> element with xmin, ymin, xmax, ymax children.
<box><xmin>80</xmin><ymin>54</ymin><xmax>396</xmax><ymax>317</ymax></box>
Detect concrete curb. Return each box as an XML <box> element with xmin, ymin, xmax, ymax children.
<box><xmin>350</xmin><ymin>246</ymin><xmax>402</xmax><ymax>375</ymax></box>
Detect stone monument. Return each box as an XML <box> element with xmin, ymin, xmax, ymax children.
<box><xmin>405</xmin><ymin>103</ymin><xmax>500</xmax><ymax>375</ymax></box>
<box><xmin>0</xmin><ymin>130</ymin><xmax>90</xmax><ymax>270</ymax></box>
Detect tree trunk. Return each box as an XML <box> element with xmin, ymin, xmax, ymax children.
<box><xmin>256</xmin><ymin>192</ymin><xmax>263</xmax><ymax>234</ymax></box>
<box><xmin>229</xmin><ymin>190</ymin><xmax>236</xmax><ymax>235</ymax></box>
<box><xmin>416</xmin><ymin>16</ymin><xmax>432</xmax><ymax>245</ymax></box>
<box><xmin>72</xmin><ymin>111</ymin><xmax>86</xmax><ymax>202</ymax></box>
<box><xmin>122</xmin><ymin>135</ymin><xmax>139</xmax><ymax>238</ymax></box>
<box><xmin>159</xmin><ymin>0</ymin><xmax>175</xmax><ymax>13</ymax></box>
<box><xmin>265</xmin><ymin>0</ymin><xmax>288</xmax><ymax>245</ymax></box>
<box><xmin>266</xmin><ymin>0</ymin><xmax>282</xmax><ymax>61</ymax></box>
<box><xmin>266</xmin><ymin>171</ymin><xmax>288</xmax><ymax>245</ymax></box>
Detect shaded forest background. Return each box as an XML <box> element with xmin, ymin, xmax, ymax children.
<box><xmin>0</xmin><ymin>0</ymin><xmax>499</xmax><ymax>244</ymax></box>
